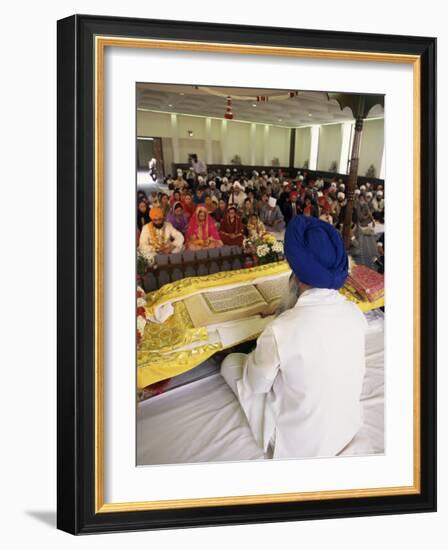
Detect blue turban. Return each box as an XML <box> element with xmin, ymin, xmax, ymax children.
<box><xmin>284</xmin><ymin>215</ymin><xmax>348</xmax><ymax>289</ymax></box>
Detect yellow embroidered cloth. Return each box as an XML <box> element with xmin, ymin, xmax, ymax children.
<box><xmin>137</xmin><ymin>261</ymin><xmax>384</xmax><ymax>389</ymax></box>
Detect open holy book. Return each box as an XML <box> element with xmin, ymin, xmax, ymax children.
<box><xmin>184</xmin><ymin>276</ymin><xmax>290</xmax><ymax>328</ymax></box>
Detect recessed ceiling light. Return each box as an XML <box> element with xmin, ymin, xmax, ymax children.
<box><xmin>168</xmin><ymin>104</ymin><xmax>173</xmax><ymax>107</ymax></box>
<box><xmin>308</xmin><ymin>113</ymin><xmax>313</xmax><ymax>117</ymax></box>
<box><xmin>252</xmin><ymin>103</ymin><xmax>257</xmax><ymax>107</ymax></box>
<box><xmin>278</xmin><ymin>119</ymin><xmax>283</xmax><ymax>122</ymax></box>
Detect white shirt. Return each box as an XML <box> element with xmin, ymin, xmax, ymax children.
<box><xmin>191</xmin><ymin>159</ymin><xmax>207</xmax><ymax>175</ymax></box>
<box><xmin>235</xmin><ymin>288</ymin><xmax>368</xmax><ymax>459</ymax></box>
<box><xmin>138</xmin><ymin>221</ymin><xmax>184</xmax><ymax>258</ymax></box>
<box><xmin>228</xmin><ymin>190</ymin><xmax>247</xmax><ymax>209</ymax></box>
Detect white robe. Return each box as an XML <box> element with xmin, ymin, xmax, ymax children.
<box><xmin>138</xmin><ymin>222</ymin><xmax>184</xmax><ymax>258</ymax></box>
<box><xmin>228</xmin><ymin>191</ymin><xmax>247</xmax><ymax>209</ymax></box>
<box><xmin>220</xmin><ymin>288</ymin><xmax>368</xmax><ymax>459</ymax></box>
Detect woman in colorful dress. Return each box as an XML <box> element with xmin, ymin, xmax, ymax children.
<box><xmin>241</xmin><ymin>197</ymin><xmax>255</xmax><ymax>225</ymax></box>
<box><xmin>185</xmin><ymin>205</ymin><xmax>223</xmax><ymax>250</ymax></box>
<box><xmin>219</xmin><ymin>205</ymin><xmax>245</xmax><ymax>247</ymax></box>
<box><xmin>181</xmin><ymin>192</ymin><xmax>197</xmax><ymax>220</ymax></box>
<box><xmin>169</xmin><ymin>190</ymin><xmax>182</xmax><ymax>208</ymax></box>
<box><xmin>159</xmin><ymin>193</ymin><xmax>170</xmax><ymax>217</ymax></box>
<box><xmin>137</xmin><ymin>199</ymin><xmax>151</xmax><ymax>233</ymax></box>
<box><xmin>204</xmin><ymin>194</ymin><xmax>216</xmax><ymax>214</ymax></box>
<box><xmin>246</xmin><ymin>213</ymin><xmax>268</xmax><ymax>240</ymax></box>
<box><xmin>166</xmin><ymin>202</ymin><xmax>189</xmax><ymax>236</ymax></box>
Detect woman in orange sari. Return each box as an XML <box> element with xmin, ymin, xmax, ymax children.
<box><xmin>185</xmin><ymin>206</ymin><xmax>223</xmax><ymax>250</ymax></box>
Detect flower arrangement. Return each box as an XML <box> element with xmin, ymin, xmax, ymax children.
<box><xmin>137</xmin><ymin>250</ymin><xmax>155</xmax><ymax>275</ymax></box>
<box><xmin>243</xmin><ymin>233</ymin><xmax>284</xmax><ymax>265</ymax></box>
<box><xmin>136</xmin><ymin>286</ymin><xmax>147</xmax><ymax>349</ymax></box>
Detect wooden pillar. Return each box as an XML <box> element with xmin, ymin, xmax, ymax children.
<box><xmin>339</xmin><ymin>121</ymin><xmax>353</xmax><ymax>175</ymax></box>
<box><xmin>343</xmin><ymin>117</ymin><xmax>364</xmax><ymax>248</ymax></box>
<box><xmin>221</xmin><ymin>119</ymin><xmax>229</xmax><ymax>165</ymax></box>
<box><xmin>289</xmin><ymin>128</ymin><xmax>296</xmax><ymax>169</ymax></box>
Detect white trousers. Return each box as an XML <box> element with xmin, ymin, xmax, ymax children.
<box><xmin>220</xmin><ymin>353</ymin><xmax>276</xmax><ymax>458</ymax></box>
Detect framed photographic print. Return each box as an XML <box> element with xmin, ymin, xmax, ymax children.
<box><xmin>57</xmin><ymin>14</ymin><xmax>436</xmax><ymax>534</ymax></box>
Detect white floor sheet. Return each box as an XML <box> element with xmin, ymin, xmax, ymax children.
<box><xmin>137</xmin><ymin>311</ymin><xmax>384</xmax><ymax>465</ymax></box>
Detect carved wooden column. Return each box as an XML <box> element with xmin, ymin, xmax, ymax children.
<box><xmin>343</xmin><ymin>116</ymin><xmax>363</xmax><ymax>247</ymax></box>
<box><xmin>327</xmin><ymin>93</ymin><xmax>384</xmax><ymax>249</ymax></box>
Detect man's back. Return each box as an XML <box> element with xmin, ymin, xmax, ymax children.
<box><xmin>270</xmin><ymin>288</ymin><xmax>367</xmax><ymax>458</ymax></box>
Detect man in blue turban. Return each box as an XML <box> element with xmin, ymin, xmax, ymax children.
<box><xmin>221</xmin><ymin>215</ymin><xmax>368</xmax><ymax>459</ymax></box>
<box><xmin>284</xmin><ymin>215</ymin><xmax>348</xmax><ymax>290</ymax></box>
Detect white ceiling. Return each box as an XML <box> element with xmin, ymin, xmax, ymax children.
<box><xmin>136</xmin><ymin>83</ymin><xmax>384</xmax><ymax>128</ymax></box>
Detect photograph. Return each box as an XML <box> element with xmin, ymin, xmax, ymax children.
<box><xmin>55</xmin><ymin>13</ymin><xmax>436</xmax><ymax>533</ymax></box>
<box><xmin>135</xmin><ymin>83</ymin><xmax>386</xmax><ymax>466</ymax></box>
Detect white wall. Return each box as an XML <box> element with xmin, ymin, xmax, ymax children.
<box><xmin>317</xmin><ymin>123</ymin><xmax>342</xmax><ymax>171</ymax></box>
<box><xmin>136</xmin><ymin>111</ymin><xmax>384</xmax><ymax>174</ymax></box>
<box><xmin>137</xmin><ymin>110</ymin><xmax>291</xmax><ymax>166</ymax></box>
<box><xmin>255</xmin><ymin>124</ymin><xmax>265</xmax><ymax>165</ymax></box>
<box><xmin>267</xmin><ymin>125</ymin><xmax>291</xmax><ymax>166</ymax></box>
<box><xmin>137</xmin><ymin>110</ymin><xmax>171</xmax><ymax>137</ymax></box>
<box><xmin>359</xmin><ymin>118</ymin><xmax>384</xmax><ymax>178</ymax></box>
<box><xmin>295</xmin><ymin>127</ymin><xmax>311</xmax><ymax>167</ymax></box>
<box><xmin>227</xmin><ymin>119</ymin><xmax>251</xmax><ymax>163</ymax></box>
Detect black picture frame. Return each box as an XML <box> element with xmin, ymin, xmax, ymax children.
<box><xmin>57</xmin><ymin>14</ymin><xmax>436</xmax><ymax>534</ymax></box>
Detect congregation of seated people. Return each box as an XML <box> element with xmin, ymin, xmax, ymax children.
<box><xmin>137</xmin><ymin>165</ymin><xmax>385</xmax><ymax>264</ymax></box>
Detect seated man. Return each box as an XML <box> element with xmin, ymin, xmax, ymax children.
<box><xmin>228</xmin><ymin>181</ymin><xmax>247</xmax><ymax>210</ymax></box>
<box><xmin>220</xmin><ymin>215</ymin><xmax>367</xmax><ymax>459</ymax></box>
<box><xmin>139</xmin><ymin>206</ymin><xmax>184</xmax><ymax>259</ymax></box>
<box><xmin>259</xmin><ymin>197</ymin><xmax>285</xmax><ymax>232</ymax></box>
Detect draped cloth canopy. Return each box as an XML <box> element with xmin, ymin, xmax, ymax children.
<box><xmin>284</xmin><ymin>215</ymin><xmax>348</xmax><ymax>290</ymax></box>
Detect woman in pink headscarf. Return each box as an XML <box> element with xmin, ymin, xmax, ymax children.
<box><xmin>185</xmin><ymin>206</ymin><xmax>223</xmax><ymax>250</ymax></box>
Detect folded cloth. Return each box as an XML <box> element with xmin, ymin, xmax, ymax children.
<box><xmin>346</xmin><ymin>264</ymin><xmax>384</xmax><ymax>302</ymax></box>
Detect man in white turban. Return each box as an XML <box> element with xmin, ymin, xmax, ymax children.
<box><xmin>228</xmin><ymin>181</ymin><xmax>247</xmax><ymax>209</ymax></box>
<box><xmin>259</xmin><ymin>196</ymin><xmax>285</xmax><ymax>232</ymax></box>
<box><xmin>220</xmin><ymin>215</ymin><xmax>367</xmax><ymax>459</ymax></box>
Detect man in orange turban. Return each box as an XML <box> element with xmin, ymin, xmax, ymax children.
<box><xmin>139</xmin><ymin>205</ymin><xmax>184</xmax><ymax>259</ymax></box>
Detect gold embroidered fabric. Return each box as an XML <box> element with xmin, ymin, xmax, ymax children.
<box><xmin>144</xmin><ymin>261</ymin><xmax>290</xmax><ymax>317</ymax></box>
<box><xmin>137</xmin><ymin>342</ymin><xmax>223</xmax><ymax>390</ymax></box>
<box><xmin>137</xmin><ymin>261</ymin><xmax>384</xmax><ymax>389</ymax></box>
<box><xmin>139</xmin><ymin>301</ymin><xmax>208</xmax><ymax>353</ymax></box>
<box><xmin>339</xmin><ymin>286</ymin><xmax>385</xmax><ymax>312</ymax></box>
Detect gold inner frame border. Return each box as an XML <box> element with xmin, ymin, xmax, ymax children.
<box><xmin>94</xmin><ymin>36</ymin><xmax>421</xmax><ymax>513</ymax></box>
